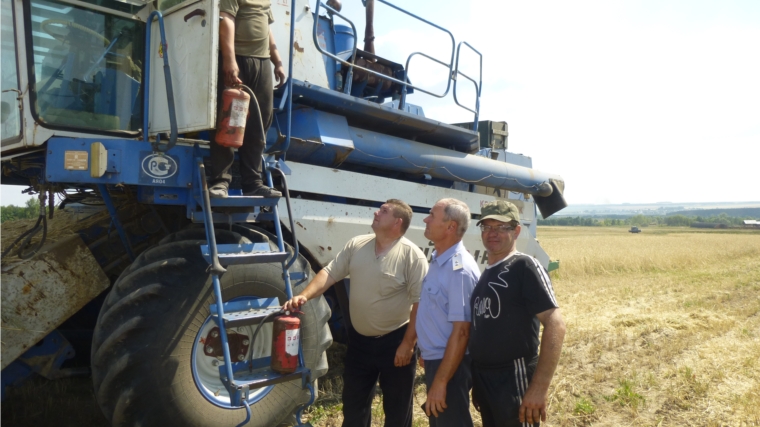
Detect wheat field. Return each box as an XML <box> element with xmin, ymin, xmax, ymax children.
<box><xmin>308</xmin><ymin>226</ymin><xmax>760</xmax><ymax>427</ymax></box>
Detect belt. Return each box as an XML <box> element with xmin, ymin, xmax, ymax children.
<box><xmin>355</xmin><ymin>323</ymin><xmax>407</xmax><ymax>339</ymax></box>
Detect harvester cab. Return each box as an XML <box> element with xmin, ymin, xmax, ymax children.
<box><xmin>1</xmin><ymin>0</ymin><xmax>566</xmax><ymax>425</ymax></box>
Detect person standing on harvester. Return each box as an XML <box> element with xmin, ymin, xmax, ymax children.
<box><xmin>283</xmin><ymin>199</ymin><xmax>428</xmax><ymax>427</ymax></box>
<box><xmin>469</xmin><ymin>200</ymin><xmax>566</xmax><ymax>427</ymax></box>
<box><xmin>209</xmin><ymin>0</ymin><xmax>286</xmax><ymax>198</ymax></box>
<box><xmin>416</xmin><ymin>198</ymin><xmax>480</xmax><ymax>427</ymax></box>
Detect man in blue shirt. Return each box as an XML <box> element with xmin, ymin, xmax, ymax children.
<box><xmin>416</xmin><ymin>198</ymin><xmax>480</xmax><ymax>427</ymax></box>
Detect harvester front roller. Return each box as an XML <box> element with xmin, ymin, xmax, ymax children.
<box><xmin>91</xmin><ymin>226</ymin><xmax>331</xmax><ymax>426</ymax></box>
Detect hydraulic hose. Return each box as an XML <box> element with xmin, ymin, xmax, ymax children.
<box><xmin>234</xmin><ymin>84</ymin><xmax>266</xmax><ymax>147</ymax></box>
<box><xmin>247</xmin><ymin>308</ymin><xmax>284</xmax><ymax>371</ymax></box>
<box><xmin>1</xmin><ymin>193</ymin><xmax>48</xmax><ymax>260</ymax></box>
<box><xmin>269</xmin><ymin>167</ymin><xmax>299</xmax><ymax>270</ymax></box>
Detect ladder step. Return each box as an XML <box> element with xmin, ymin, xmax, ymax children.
<box><xmin>202</xmin><ymin>243</ymin><xmax>288</xmax><ymax>266</ymax></box>
<box><xmin>213</xmin><ymin>305</ymin><xmax>283</xmax><ymax>328</ymax></box>
<box><xmin>196</xmin><ymin>195</ymin><xmax>280</xmax><ymax>208</ymax></box>
<box><xmin>231</xmin><ymin>366</ymin><xmax>310</xmax><ymax>391</ymax></box>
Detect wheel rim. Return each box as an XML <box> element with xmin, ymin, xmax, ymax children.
<box><xmin>191</xmin><ymin>299</ymin><xmax>275</xmax><ymax>409</ymax></box>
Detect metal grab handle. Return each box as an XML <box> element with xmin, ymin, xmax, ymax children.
<box><xmin>143</xmin><ymin>11</ymin><xmax>178</xmax><ymax>153</ymax></box>
<box><xmin>184</xmin><ymin>9</ymin><xmax>206</xmax><ymax>22</ymax></box>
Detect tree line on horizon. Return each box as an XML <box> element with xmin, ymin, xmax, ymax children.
<box><xmin>0</xmin><ymin>198</ymin><xmax>40</xmax><ymax>223</ymax></box>
<box><xmin>538</xmin><ymin>213</ymin><xmax>756</xmax><ymax>227</ymax></box>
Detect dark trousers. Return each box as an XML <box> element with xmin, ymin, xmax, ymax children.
<box><xmin>210</xmin><ymin>55</ymin><xmax>273</xmax><ymax>193</ymax></box>
<box><xmin>341</xmin><ymin>325</ymin><xmax>417</xmax><ymax>427</ymax></box>
<box><xmin>423</xmin><ymin>355</ymin><xmax>473</xmax><ymax>427</ymax></box>
<box><xmin>472</xmin><ymin>357</ymin><xmax>539</xmax><ymax>427</ymax></box>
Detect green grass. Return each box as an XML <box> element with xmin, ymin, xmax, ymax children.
<box><xmin>605</xmin><ymin>378</ymin><xmax>646</xmax><ymax>411</ymax></box>
<box><xmin>573</xmin><ymin>397</ymin><xmax>596</xmax><ymax>416</ymax></box>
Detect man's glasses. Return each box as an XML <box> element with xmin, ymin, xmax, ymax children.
<box><xmin>479</xmin><ymin>224</ymin><xmax>516</xmax><ymax>233</ymax></box>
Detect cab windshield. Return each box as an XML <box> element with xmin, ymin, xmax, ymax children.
<box><xmin>26</xmin><ymin>0</ymin><xmax>145</xmax><ymax>133</ymax></box>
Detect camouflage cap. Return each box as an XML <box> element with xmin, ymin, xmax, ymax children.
<box><xmin>477</xmin><ymin>200</ymin><xmax>520</xmax><ymax>225</ymax></box>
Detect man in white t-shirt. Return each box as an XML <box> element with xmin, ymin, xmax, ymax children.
<box><xmin>284</xmin><ymin>199</ymin><xmax>428</xmax><ymax>427</ymax></box>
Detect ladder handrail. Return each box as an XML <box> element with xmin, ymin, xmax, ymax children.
<box><xmin>312</xmin><ymin>0</ymin><xmax>456</xmax><ymax>100</ymax></box>
<box><xmin>284</xmin><ymin>0</ymin><xmax>297</xmax><ymax>160</ymax></box>
<box><xmin>453</xmin><ymin>41</ymin><xmax>483</xmax><ymax>130</ymax></box>
<box><xmin>310</xmin><ymin>0</ymin><xmax>482</xmax><ymax>124</ymax></box>
<box><xmin>313</xmin><ymin>2</ymin><xmax>360</xmax><ymax>94</ymax></box>
<box><xmin>143</xmin><ymin>11</ymin><xmax>178</xmax><ymax>153</ymax></box>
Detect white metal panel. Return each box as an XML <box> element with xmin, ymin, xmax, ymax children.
<box><xmin>1</xmin><ymin>235</ymin><xmax>109</xmax><ymax>368</ymax></box>
<box><xmin>284</xmin><ymin>161</ymin><xmax>536</xmax><ymax>223</ymax></box>
<box><xmin>148</xmin><ymin>0</ymin><xmax>219</xmax><ymax>135</ymax></box>
<box><xmin>280</xmin><ymin>198</ymin><xmax>549</xmax><ymax>271</ymax></box>
<box><xmin>270</xmin><ymin>0</ymin><xmax>329</xmax><ymax>88</ymax></box>
<box><xmin>280</xmin><ymin>163</ymin><xmax>551</xmax><ymax>270</ymax></box>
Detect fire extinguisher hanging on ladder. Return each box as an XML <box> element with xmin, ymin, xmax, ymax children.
<box><xmin>271</xmin><ymin>311</ymin><xmax>301</xmax><ymax>374</ymax></box>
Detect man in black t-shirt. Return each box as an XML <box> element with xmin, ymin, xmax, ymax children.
<box><xmin>469</xmin><ymin>200</ymin><xmax>566</xmax><ymax>427</ymax></box>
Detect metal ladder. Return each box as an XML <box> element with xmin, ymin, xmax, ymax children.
<box><xmin>144</xmin><ymin>11</ymin><xmax>315</xmax><ymax>427</ymax></box>
<box><xmin>195</xmin><ymin>157</ymin><xmax>315</xmax><ymax>427</ymax></box>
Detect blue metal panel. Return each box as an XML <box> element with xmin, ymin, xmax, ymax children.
<box><xmin>45</xmin><ymin>138</ymin><xmax>195</xmax><ymax>188</ymax></box>
<box><xmin>1</xmin><ymin>330</ymin><xmax>76</xmax><ymax>400</ymax></box>
<box><xmin>287</xmin><ymin>79</ymin><xmax>479</xmax><ymax>153</ymax></box>
<box><xmin>277</xmin><ymin>108</ymin><xmax>354</xmax><ymax>167</ymax></box>
<box><xmin>45</xmin><ymin>138</ymin><xmax>193</xmax><ymax>188</ymax></box>
<box><xmin>138</xmin><ymin>185</ymin><xmax>192</xmax><ymax>205</ymax></box>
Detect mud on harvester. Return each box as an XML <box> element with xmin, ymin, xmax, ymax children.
<box><xmin>0</xmin><ymin>0</ymin><xmax>567</xmax><ymax>425</ymax></box>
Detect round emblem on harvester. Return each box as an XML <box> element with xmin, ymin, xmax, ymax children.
<box><xmin>142</xmin><ymin>154</ymin><xmax>177</xmax><ymax>179</ymax></box>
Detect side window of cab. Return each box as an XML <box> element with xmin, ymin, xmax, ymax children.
<box><xmin>1</xmin><ymin>0</ymin><xmax>22</xmax><ymax>144</ymax></box>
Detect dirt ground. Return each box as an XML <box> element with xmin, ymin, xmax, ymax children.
<box><xmin>3</xmin><ymin>226</ymin><xmax>759</xmax><ymax>426</ymax></box>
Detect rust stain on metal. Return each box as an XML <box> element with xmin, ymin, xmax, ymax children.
<box><xmin>2</xmin><ymin>235</ymin><xmax>109</xmax><ymax>369</ymax></box>
<box><xmin>331</xmin><ymin>148</ymin><xmax>352</xmax><ymax>166</ymax></box>
<box><xmin>294</xmin><ymin>41</ymin><xmax>305</xmax><ymax>53</ymax></box>
<box><xmin>328</xmin><ymin>246</ymin><xmax>332</xmax><ymax>251</ymax></box>
<box><xmin>296</xmin><ymin>221</ymin><xmax>306</xmax><ymax>230</ymax></box>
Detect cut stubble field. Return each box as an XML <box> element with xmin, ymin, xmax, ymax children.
<box><xmin>307</xmin><ymin>227</ymin><xmax>760</xmax><ymax>427</ymax></box>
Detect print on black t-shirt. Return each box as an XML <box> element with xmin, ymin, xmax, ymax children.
<box><xmin>469</xmin><ymin>252</ymin><xmax>559</xmax><ymax>368</ymax></box>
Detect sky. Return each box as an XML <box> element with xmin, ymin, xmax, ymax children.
<box><xmin>2</xmin><ymin>0</ymin><xmax>759</xmax><ymax>206</ymax></box>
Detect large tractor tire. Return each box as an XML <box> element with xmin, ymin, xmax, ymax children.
<box><xmin>91</xmin><ymin>226</ymin><xmax>332</xmax><ymax>426</ymax></box>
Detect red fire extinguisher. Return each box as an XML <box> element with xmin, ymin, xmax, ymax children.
<box><xmin>215</xmin><ymin>86</ymin><xmax>250</xmax><ymax>148</ymax></box>
<box><xmin>271</xmin><ymin>313</ymin><xmax>301</xmax><ymax>374</ymax></box>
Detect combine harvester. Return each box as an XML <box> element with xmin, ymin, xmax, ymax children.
<box><xmin>0</xmin><ymin>0</ymin><xmax>566</xmax><ymax>425</ymax></box>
